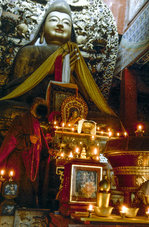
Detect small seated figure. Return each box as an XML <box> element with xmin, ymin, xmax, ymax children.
<box><xmin>67</xmin><ymin>108</ymin><xmax>82</xmax><ymax>125</ymax></box>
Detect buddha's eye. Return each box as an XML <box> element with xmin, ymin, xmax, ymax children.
<box><xmin>49</xmin><ymin>18</ymin><xmax>58</xmax><ymax>22</ymax></box>
<box><xmin>63</xmin><ymin>20</ymin><xmax>71</xmax><ymax>26</ymax></box>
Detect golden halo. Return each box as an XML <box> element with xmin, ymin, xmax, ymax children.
<box><xmin>61</xmin><ymin>96</ymin><xmax>88</xmax><ymax>123</ymax></box>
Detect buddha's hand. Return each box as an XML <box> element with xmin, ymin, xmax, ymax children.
<box><xmin>62</xmin><ymin>42</ymin><xmax>80</xmax><ymax>69</ymax></box>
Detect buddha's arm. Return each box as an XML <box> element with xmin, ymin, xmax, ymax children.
<box><xmin>13</xmin><ymin>47</ymin><xmax>34</xmax><ymax>79</ymax></box>
<box><xmin>13</xmin><ymin>45</ymin><xmax>58</xmax><ymax>79</ymax></box>
<box><xmin>13</xmin><ymin>42</ymin><xmax>78</xmax><ymax>79</ymax></box>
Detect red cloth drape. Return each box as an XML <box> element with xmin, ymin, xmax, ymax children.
<box><xmin>54</xmin><ymin>55</ymin><xmax>62</xmax><ymax>82</ymax></box>
<box><xmin>120</xmin><ymin>68</ymin><xmax>137</xmax><ymax>134</ymax></box>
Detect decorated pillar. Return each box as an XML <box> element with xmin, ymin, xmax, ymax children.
<box><xmin>120</xmin><ymin>68</ymin><xmax>137</xmax><ymax>134</ymax></box>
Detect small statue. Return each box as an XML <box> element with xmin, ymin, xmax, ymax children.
<box><xmin>67</xmin><ymin>108</ymin><xmax>82</xmax><ymax>125</ymax></box>
<box><xmin>80</xmin><ymin>147</ymin><xmax>87</xmax><ymax>159</ymax></box>
<box><xmin>97</xmin><ymin>175</ymin><xmax>111</xmax><ymax>207</ymax></box>
<box><xmin>99</xmin><ymin>175</ymin><xmax>111</xmax><ymax>192</ymax></box>
<box><xmin>94</xmin><ymin>175</ymin><xmax>113</xmax><ymax>217</ymax></box>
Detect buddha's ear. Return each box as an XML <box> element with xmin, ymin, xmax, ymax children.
<box><xmin>40</xmin><ymin>31</ymin><xmax>44</xmax><ymax>44</ymax></box>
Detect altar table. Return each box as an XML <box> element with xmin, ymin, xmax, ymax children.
<box><xmin>49</xmin><ymin>212</ymin><xmax>149</xmax><ymax>227</ymax></box>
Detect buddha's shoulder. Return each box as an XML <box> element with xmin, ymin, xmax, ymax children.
<box><xmin>17</xmin><ymin>45</ymin><xmax>41</xmax><ymax>55</ymax></box>
<box><xmin>17</xmin><ymin>45</ymin><xmax>59</xmax><ymax>57</ymax></box>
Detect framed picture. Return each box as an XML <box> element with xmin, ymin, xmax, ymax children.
<box><xmin>2</xmin><ymin>181</ymin><xmax>18</xmax><ymax>199</ymax></box>
<box><xmin>70</xmin><ymin>164</ymin><xmax>102</xmax><ymax>203</ymax></box>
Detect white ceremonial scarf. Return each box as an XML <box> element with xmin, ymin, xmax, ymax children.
<box><xmin>62</xmin><ymin>54</ymin><xmax>70</xmax><ymax>83</ymax></box>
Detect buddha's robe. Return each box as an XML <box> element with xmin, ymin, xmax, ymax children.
<box><xmin>0</xmin><ymin>42</ymin><xmax>115</xmax><ymax>117</ymax></box>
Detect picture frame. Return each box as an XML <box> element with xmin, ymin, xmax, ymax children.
<box><xmin>2</xmin><ymin>181</ymin><xmax>18</xmax><ymax>199</ymax></box>
<box><xmin>70</xmin><ymin>164</ymin><xmax>102</xmax><ymax>203</ymax></box>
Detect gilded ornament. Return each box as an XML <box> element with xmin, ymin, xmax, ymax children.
<box><xmin>16</xmin><ymin>23</ymin><xmax>28</xmax><ymax>37</ymax></box>
<box><xmin>138</xmin><ymin>154</ymin><xmax>144</xmax><ymax>166</ymax></box>
<box><xmin>99</xmin><ymin>176</ymin><xmax>110</xmax><ymax>192</ymax></box>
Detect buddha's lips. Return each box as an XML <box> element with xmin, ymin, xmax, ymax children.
<box><xmin>55</xmin><ymin>29</ymin><xmax>64</xmax><ymax>33</ymax></box>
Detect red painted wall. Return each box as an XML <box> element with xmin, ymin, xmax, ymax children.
<box><xmin>103</xmin><ymin>0</ymin><xmax>127</xmax><ymax>35</ymax></box>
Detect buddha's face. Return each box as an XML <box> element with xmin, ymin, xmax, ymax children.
<box><xmin>72</xmin><ymin>110</ymin><xmax>78</xmax><ymax>118</ymax></box>
<box><xmin>43</xmin><ymin>11</ymin><xmax>72</xmax><ymax>45</ymax></box>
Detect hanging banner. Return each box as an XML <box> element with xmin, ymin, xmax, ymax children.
<box><xmin>114</xmin><ymin>2</ymin><xmax>149</xmax><ymax>77</ymax></box>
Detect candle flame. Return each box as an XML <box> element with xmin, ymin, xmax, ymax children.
<box><xmin>75</xmin><ymin>147</ymin><xmax>79</xmax><ymax>153</ymax></box>
<box><xmin>9</xmin><ymin>170</ymin><xmax>14</xmax><ymax>177</ymax></box>
<box><xmin>88</xmin><ymin>204</ymin><xmax>93</xmax><ymax>211</ymax></box>
<box><xmin>69</xmin><ymin>152</ymin><xmax>73</xmax><ymax>158</ymax></box>
<box><xmin>146</xmin><ymin>207</ymin><xmax>149</xmax><ymax>214</ymax></box>
<box><xmin>121</xmin><ymin>205</ymin><xmax>127</xmax><ymax>213</ymax></box>
<box><xmin>0</xmin><ymin>169</ymin><xmax>5</xmax><ymax>176</ymax></box>
<box><xmin>124</xmin><ymin>131</ymin><xmax>128</xmax><ymax>137</ymax></box>
<box><xmin>117</xmin><ymin>132</ymin><xmax>120</xmax><ymax>137</ymax></box>
<box><xmin>91</xmin><ymin>135</ymin><xmax>95</xmax><ymax>140</ymax></box>
<box><xmin>94</xmin><ymin>148</ymin><xmax>97</xmax><ymax>155</ymax></box>
<box><xmin>60</xmin><ymin>152</ymin><xmax>64</xmax><ymax>158</ymax></box>
<box><xmin>108</xmin><ymin>131</ymin><xmax>112</xmax><ymax>137</ymax></box>
<box><xmin>137</xmin><ymin>123</ymin><xmax>144</xmax><ymax>132</ymax></box>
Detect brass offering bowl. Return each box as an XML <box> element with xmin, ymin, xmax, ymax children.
<box><xmin>125</xmin><ymin>208</ymin><xmax>139</xmax><ymax>218</ymax></box>
<box><xmin>82</xmin><ymin>121</ymin><xmax>95</xmax><ymax>134</ymax></box>
<box><xmin>94</xmin><ymin>206</ymin><xmax>113</xmax><ymax>217</ymax></box>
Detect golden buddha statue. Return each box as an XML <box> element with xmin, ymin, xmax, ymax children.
<box><xmin>0</xmin><ymin>0</ymin><xmax>122</xmax><ymax>131</ymax></box>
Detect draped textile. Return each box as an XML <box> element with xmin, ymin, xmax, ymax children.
<box><xmin>0</xmin><ymin>42</ymin><xmax>115</xmax><ymax>117</ymax></box>
<box><xmin>62</xmin><ymin>54</ymin><xmax>70</xmax><ymax>83</ymax></box>
<box><xmin>54</xmin><ymin>55</ymin><xmax>62</xmax><ymax>82</ymax></box>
